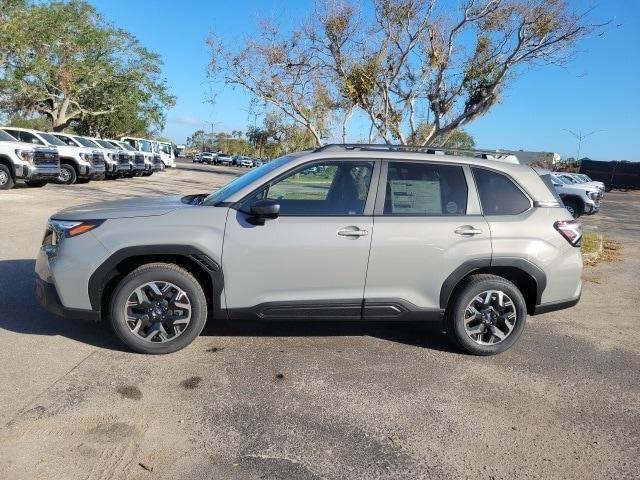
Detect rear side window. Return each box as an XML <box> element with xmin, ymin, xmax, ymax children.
<box><xmin>384</xmin><ymin>162</ymin><xmax>468</xmax><ymax>215</ymax></box>
<box><xmin>472</xmin><ymin>168</ymin><xmax>531</xmax><ymax>215</ymax></box>
<box><xmin>539</xmin><ymin>174</ymin><xmax>563</xmax><ymax>202</ymax></box>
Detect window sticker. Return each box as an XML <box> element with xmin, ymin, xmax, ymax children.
<box><xmin>389</xmin><ymin>180</ymin><xmax>442</xmax><ymax>214</ymax></box>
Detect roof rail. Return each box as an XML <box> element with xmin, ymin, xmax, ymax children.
<box><xmin>313</xmin><ymin>143</ymin><xmax>517</xmax><ymax>158</ymax></box>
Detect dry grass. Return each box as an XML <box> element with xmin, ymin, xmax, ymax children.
<box><xmin>582</xmin><ymin>233</ymin><xmax>621</xmax><ymax>266</ymax></box>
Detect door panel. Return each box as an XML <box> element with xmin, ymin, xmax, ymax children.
<box><xmin>364</xmin><ymin>215</ymin><xmax>491</xmax><ymax>311</ymax></box>
<box><xmin>364</xmin><ymin>160</ymin><xmax>492</xmax><ymax>312</ymax></box>
<box><xmin>222</xmin><ymin>210</ymin><xmax>373</xmax><ymax>315</ymax></box>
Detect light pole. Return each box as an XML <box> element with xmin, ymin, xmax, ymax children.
<box><xmin>563</xmin><ymin>129</ymin><xmax>603</xmax><ymax>160</ymax></box>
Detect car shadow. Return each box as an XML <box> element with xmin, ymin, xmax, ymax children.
<box><xmin>0</xmin><ymin>259</ymin><xmax>458</xmax><ymax>354</ymax></box>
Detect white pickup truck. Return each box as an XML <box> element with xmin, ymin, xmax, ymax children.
<box><xmin>0</xmin><ymin>129</ymin><xmax>60</xmax><ymax>190</ymax></box>
<box><xmin>1</xmin><ymin>127</ymin><xmax>100</xmax><ymax>185</ymax></box>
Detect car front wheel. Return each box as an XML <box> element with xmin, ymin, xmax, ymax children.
<box><xmin>109</xmin><ymin>263</ymin><xmax>207</xmax><ymax>354</ymax></box>
<box><xmin>57</xmin><ymin>164</ymin><xmax>77</xmax><ymax>185</ymax></box>
<box><xmin>445</xmin><ymin>274</ymin><xmax>527</xmax><ymax>355</ymax></box>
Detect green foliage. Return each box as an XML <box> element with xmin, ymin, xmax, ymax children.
<box><xmin>0</xmin><ymin>0</ymin><xmax>174</xmax><ymax>133</ymax></box>
<box><xmin>6</xmin><ymin>114</ymin><xmax>51</xmax><ymax>132</ymax></box>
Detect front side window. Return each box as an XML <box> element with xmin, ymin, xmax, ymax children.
<box><xmin>53</xmin><ymin>134</ymin><xmax>78</xmax><ymax>147</ymax></box>
<box><xmin>472</xmin><ymin>168</ymin><xmax>531</xmax><ymax>215</ymax></box>
<box><xmin>243</xmin><ymin>161</ymin><xmax>374</xmax><ymax>215</ymax></box>
<box><xmin>383</xmin><ymin>162</ymin><xmax>468</xmax><ymax>215</ymax></box>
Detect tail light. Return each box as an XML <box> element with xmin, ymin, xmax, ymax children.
<box><xmin>554</xmin><ymin>220</ymin><xmax>582</xmax><ymax>247</ymax></box>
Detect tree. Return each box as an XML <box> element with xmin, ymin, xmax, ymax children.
<box><xmin>0</xmin><ymin>0</ymin><xmax>175</xmax><ymax>132</ymax></box>
<box><xmin>208</xmin><ymin>0</ymin><xmax>603</xmax><ymax>146</ymax></box>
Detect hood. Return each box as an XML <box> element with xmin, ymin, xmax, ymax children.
<box><xmin>52</xmin><ymin>195</ymin><xmax>193</xmax><ymax>221</ymax></box>
<box><xmin>55</xmin><ymin>144</ymin><xmax>93</xmax><ymax>157</ymax></box>
<box><xmin>0</xmin><ymin>140</ymin><xmax>38</xmax><ymax>151</ymax></box>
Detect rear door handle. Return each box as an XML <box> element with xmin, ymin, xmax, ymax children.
<box><xmin>454</xmin><ymin>226</ymin><xmax>483</xmax><ymax>236</ymax></box>
<box><xmin>337</xmin><ymin>227</ymin><xmax>369</xmax><ymax>238</ymax></box>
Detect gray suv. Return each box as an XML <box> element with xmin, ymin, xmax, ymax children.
<box><xmin>35</xmin><ymin>145</ymin><xmax>583</xmax><ymax>355</ymax></box>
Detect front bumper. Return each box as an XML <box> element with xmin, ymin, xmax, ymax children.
<box><xmin>35</xmin><ymin>276</ymin><xmax>100</xmax><ymax>322</ymax></box>
<box><xmin>17</xmin><ymin>164</ymin><xmax>60</xmax><ymax>181</ymax></box>
<box><xmin>584</xmin><ymin>201</ymin><xmax>600</xmax><ymax>215</ymax></box>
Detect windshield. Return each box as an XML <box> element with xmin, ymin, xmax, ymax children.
<box><xmin>95</xmin><ymin>139</ymin><xmax>115</xmax><ymax>149</ymax></box>
<box><xmin>158</xmin><ymin>143</ymin><xmax>171</xmax><ymax>154</ymax></box>
<box><xmin>202</xmin><ymin>155</ymin><xmax>293</xmax><ymax>206</ymax></box>
<box><xmin>114</xmin><ymin>141</ymin><xmax>135</xmax><ymax>151</ymax></box>
<box><xmin>73</xmin><ymin>136</ymin><xmax>99</xmax><ymax>148</ymax></box>
<box><xmin>551</xmin><ymin>174</ymin><xmax>570</xmax><ymax>185</ymax></box>
<box><xmin>139</xmin><ymin>139</ymin><xmax>153</xmax><ymax>152</ymax></box>
<box><xmin>560</xmin><ymin>174</ymin><xmax>578</xmax><ymax>184</ymax></box>
<box><xmin>579</xmin><ymin>174</ymin><xmax>592</xmax><ymax>182</ymax></box>
<box><xmin>39</xmin><ymin>133</ymin><xmax>68</xmax><ymax>146</ymax></box>
<box><xmin>0</xmin><ymin>130</ymin><xmax>17</xmax><ymax>142</ymax></box>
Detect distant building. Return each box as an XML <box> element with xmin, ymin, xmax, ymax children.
<box><xmin>508</xmin><ymin>151</ymin><xmax>561</xmax><ymax>165</ymax></box>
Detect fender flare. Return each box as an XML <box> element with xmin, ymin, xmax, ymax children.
<box><xmin>439</xmin><ymin>257</ymin><xmax>547</xmax><ymax>309</ymax></box>
<box><xmin>88</xmin><ymin>244</ymin><xmax>223</xmax><ymax>315</ymax></box>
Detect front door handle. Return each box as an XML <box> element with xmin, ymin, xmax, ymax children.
<box><xmin>337</xmin><ymin>227</ymin><xmax>369</xmax><ymax>238</ymax></box>
<box><xmin>454</xmin><ymin>225</ymin><xmax>483</xmax><ymax>236</ymax></box>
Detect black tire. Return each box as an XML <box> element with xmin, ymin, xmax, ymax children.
<box><xmin>445</xmin><ymin>274</ymin><xmax>528</xmax><ymax>356</ymax></box>
<box><xmin>563</xmin><ymin>198</ymin><xmax>581</xmax><ymax>219</ymax></box>
<box><xmin>109</xmin><ymin>263</ymin><xmax>208</xmax><ymax>354</ymax></box>
<box><xmin>76</xmin><ymin>178</ymin><xmax>91</xmax><ymax>184</ymax></box>
<box><xmin>25</xmin><ymin>180</ymin><xmax>47</xmax><ymax>188</ymax></box>
<box><xmin>0</xmin><ymin>164</ymin><xmax>15</xmax><ymax>190</ymax></box>
<box><xmin>58</xmin><ymin>164</ymin><xmax>77</xmax><ymax>185</ymax></box>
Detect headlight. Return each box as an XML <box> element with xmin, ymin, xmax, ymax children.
<box><xmin>588</xmin><ymin>191</ymin><xmax>599</xmax><ymax>200</ymax></box>
<box><xmin>49</xmin><ymin>219</ymin><xmax>104</xmax><ymax>238</ymax></box>
<box><xmin>15</xmin><ymin>149</ymin><xmax>35</xmax><ymax>164</ymax></box>
<box><xmin>79</xmin><ymin>152</ymin><xmax>92</xmax><ymax>164</ymax></box>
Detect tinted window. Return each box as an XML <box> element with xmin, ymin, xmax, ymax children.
<box><xmin>473</xmin><ymin>168</ymin><xmax>531</xmax><ymax>215</ymax></box>
<box><xmin>38</xmin><ymin>133</ymin><xmax>67</xmax><ymax>146</ymax></box>
<box><xmin>0</xmin><ymin>130</ymin><xmax>16</xmax><ymax>142</ymax></box>
<box><xmin>539</xmin><ymin>174</ymin><xmax>563</xmax><ymax>202</ymax></box>
<box><xmin>53</xmin><ymin>134</ymin><xmax>78</xmax><ymax>146</ymax></box>
<box><xmin>243</xmin><ymin>161</ymin><xmax>374</xmax><ymax>215</ymax></box>
<box><xmin>384</xmin><ymin>162</ymin><xmax>467</xmax><ymax>215</ymax></box>
<box><xmin>7</xmin><ymin>130</ymin><xmax>44</xmax><ymax>145</ymax></box>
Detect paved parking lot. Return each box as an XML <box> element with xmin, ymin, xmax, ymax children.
<box><xmin>0</xmin><ymin>161</ymin><xmax>638</xmax><ymax>479</ymax></box>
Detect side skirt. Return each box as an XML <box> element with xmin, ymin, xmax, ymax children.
<box><xmin>227</xmin><ymin>299</ymin><xmax>444</xmax><ymax>322</ymax></box>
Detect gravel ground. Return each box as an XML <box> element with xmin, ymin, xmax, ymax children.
<box><xmin>0</xmin><ymin>161</ymin><xmax>638</xmax><ymax>480</ymax></box>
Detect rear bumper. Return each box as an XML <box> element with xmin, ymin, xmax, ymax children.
<box><xmin>34</xmin><ymin>277</ymin><xmax>100</xmax><ymax>321</ymax></box>
<box><xmin>532</xmin><ymin>292</ymin><xmax>581</xmax><ymax>315</ymax></box>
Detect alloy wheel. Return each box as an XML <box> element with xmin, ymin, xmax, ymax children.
<box><xmin>59</xmin><ymin>167</ymin><xmax>71</xmax><ymax>183</ymax></box>
<box><xmin>123</xmin><ymin>281</ymin><xmax>192</xmax><ymax>343</ymax></box>
<box><xmin>463</xmin><ymin>290</ymin><xmax>517</xmax><ymax>345</ymax></box>
<box><xmin>0</xmin><ymin>170</ymin><xmax>8</xmax><ymax>186</ymax></box>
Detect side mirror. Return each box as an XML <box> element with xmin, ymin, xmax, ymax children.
<box><xmin>249</xmin><ymin>199</ymin><xmax>280</xmax><ymax>225</ymax></box>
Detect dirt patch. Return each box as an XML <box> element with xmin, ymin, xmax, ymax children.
<box><xmin>116</xmin><ymin>385</ymin><xmax>142</xmax><ymax>400</ymax></box>
<box><xmin>584</xmin><ymin>237</ymin><xmax>622</xmax><ymax>266</ymax></box>
<box><xmin>180</xmin><ymin>376</ymin><xmax>202</xmax><ymax>389</ymax></box>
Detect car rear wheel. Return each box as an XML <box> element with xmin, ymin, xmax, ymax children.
<box><xmin>0</xmin><ymin>165</ymin><xmax>15</xmax><ymax>190</ymax></box>
<box><xmin>109</xmin><ymin>263</ymin><xmax>207</xmax><ymax>354</ymax></box>
<box><xmin>445</xmin><ymin>274</ymin><xmax>527</xmax><ymax>355</ymax></box>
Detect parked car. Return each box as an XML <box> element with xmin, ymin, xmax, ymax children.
<box><xmin>241</xmin><ymin>157</ymin><xmax>254</xmax><ymax>168</ymax></box>
<box><xmin>91</xmin><ymin>138</ymin><xmax>132</xmax><ymax>175</ymax></box>
<box><xmin>0</xmin><ymin>129</ymin><xmax>60</xmax><ymax>190</ymax></box>
<box><xmin>548</xmin><ymin>172</ymin><xmax>601</xmax><ymax>218</ymax></box>
<box><xmin>153</xmin><ymin>141</ymin><xmax>176</xmax><ymax>168</ymax></box>
<box><xmin>1</xmin><ymin>127</ymin><xmax>100</xmax><ymax>185</ymax></box>
<box><xmin>105</xmin><ymin>140</ymin><xmax>144</xmax><ymax>177</ymax></box>
<box><xmin>200</xmin><ymin>152</ymin><xmax>216</xmax><ymax>164</ymax></box>
<box><xmin>120</xmin><ymin>137</ymin><xmax>155</xmax><ymax>176</ymax></box>
<box><xmin>51</xmin><ymin>133</ymin><xmax>118</xmax><ymax>180</ymax></box>
<box><xmin>217</xmin><ymin>154</ymin><xmax>233</xmax><ymax>166</ymax></box>
<box><xmin>36</xmin><ymin>144</ymin><xmax>583</xmax><ymax>356</ymax></box>
<box><xmin>557</xmin><ymin>172</ymin><xmax>605</xmax><ymax>192</ymax></box>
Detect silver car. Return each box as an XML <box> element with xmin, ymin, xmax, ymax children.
<box><xmin>35</xmin><ymin>145</ymin><xmax>583</xmax><ymax>355</ymax></box>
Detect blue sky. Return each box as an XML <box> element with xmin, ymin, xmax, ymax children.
<box><xmin>91</xmin><ymin>0</ymin><xmax>639</xmax><ymax>160</ymax></box>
